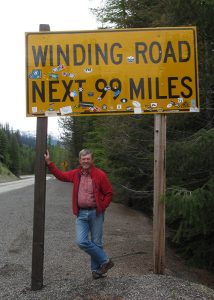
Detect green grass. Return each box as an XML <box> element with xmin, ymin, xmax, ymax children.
<box><xmin>0</xmin><ymin>162</ymin><xmax>18</xmax><ymax>182</ymax></box>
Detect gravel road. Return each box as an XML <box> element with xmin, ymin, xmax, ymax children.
<box><xmin>0</xmin><ymin>178</ymin><xmax>214</xmax><ymax>299</ymax></box>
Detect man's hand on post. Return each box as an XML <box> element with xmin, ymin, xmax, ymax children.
<box><xmin>44</xmin><ymin>149</ymin><xmax>51</xmax><ymax>165</ymax></box>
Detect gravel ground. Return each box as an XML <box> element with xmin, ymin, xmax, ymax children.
<box><xmin>0</xmin><ymin>178</ymin><xmax>214</xmax><ymax>299</ymax></box>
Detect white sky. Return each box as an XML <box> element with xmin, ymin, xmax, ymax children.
<box><xmin>0</xmin><ymin>0</ymin><xmax>101</xmax><ymax>137</ymax></box>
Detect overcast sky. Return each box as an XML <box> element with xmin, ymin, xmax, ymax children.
<box><xmin>0</xmin><ymin>0</ymin><xmax>101</xmax><ymax>137</ymax></box>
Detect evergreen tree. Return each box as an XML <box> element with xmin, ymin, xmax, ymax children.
<box><xmin>0</xmin><ymin>124</ymin><xmax>36</xmax><ymax>176</ymax></box>
<box><xmin>8</xmin><ymin>134</ymin><xmax>20</xmax><ymax>177</ymax></box>
<box><xmin>166</xmin><ymin>177</ymin><xmax>214</xmax><ymax>270</ymax></box>
<box><xmin>59</xmin><ymin>116</ymin><xmax>98</xmax><ymax>167</ymax></box>
<box><xmin>0</xmin><ymin>128</ymin><xmax>8</xmax><ymax>163</ymax></box>
<box><xmin>92</xmin><ymin>0</ymin><xmax>130</xmax><ymax>28</ymax></box>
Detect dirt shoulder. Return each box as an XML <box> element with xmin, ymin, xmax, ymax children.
<box><xmin>105</xmin><ymin>200</ymin><xmax>214</xmax><ymax>289</ymax></box>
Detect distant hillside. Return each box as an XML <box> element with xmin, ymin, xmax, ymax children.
<box><xmin>20</xmin><ymin>134</ymin><xmax>36</xmax><ymax>147</ymax></box>
<box><xmin>20</xmin><ymin>132</ymin><xmax>58</xmax><ymax>147</ymax></box>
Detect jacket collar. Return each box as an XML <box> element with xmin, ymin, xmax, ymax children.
<box><xmin>79</xmin><ymin>165</ymin><xmax>95</xmax><ymax>176</ymax></box>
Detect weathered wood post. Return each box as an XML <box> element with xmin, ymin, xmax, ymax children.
<box><xmin>31</xmin><ymin>24</ymin><xmax>50</xmax><ymax>291</ymax></box>
<box><xmin>153</xmin><ymin>114</ymin><xmax>166</xmax><ymax>274</ymax></box>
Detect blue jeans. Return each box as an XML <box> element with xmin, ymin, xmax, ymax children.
<box><xmin>75</xmin><ymin>209</ymin><xmax>109</xmax><ymax>272</ymax></box>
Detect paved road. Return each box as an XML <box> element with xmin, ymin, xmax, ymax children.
<box><xmin>0</xmin><ymin>175</ymin><xmax>51</xmax><ymax>194</ymax></box>
<box><xmin>0</xmin><ymin>178</ymin><xmax>214</xmax><ymax>299</ymax></box>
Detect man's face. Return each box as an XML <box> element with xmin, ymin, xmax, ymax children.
<box><xmin>79</xmin><ymin>154</ymin><xmax>93</xmax><ymax>170</ymax></box>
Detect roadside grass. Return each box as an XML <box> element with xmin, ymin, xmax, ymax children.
<box><xmin>0</xmin><ymin>162</ymin><xmax>18</xmax><ymax>183</ymax></box>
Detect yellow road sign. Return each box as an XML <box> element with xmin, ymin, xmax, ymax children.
<box><xmin>25</xmin><ymin>27</ymin><xmax>199</xmax><ymax>117</ymax></box>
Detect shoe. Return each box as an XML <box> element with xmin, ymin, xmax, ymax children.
<box><xmin>97</xmin><ymin>259</ymin><xmax>114</xmax><ymax>275</ymax></box>
<box><xmin>92</xmin><ymin>271</ymin><xmax>106</xmax><ymax>280</ymax></box>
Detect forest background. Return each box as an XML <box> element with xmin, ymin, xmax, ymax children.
<box><xmin>0</xmin><ymin>0</ymin><xmax>213</xmax><ymax>273</ymax></box>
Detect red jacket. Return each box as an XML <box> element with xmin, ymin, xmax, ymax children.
<box><xmin>48</xmin><ymin>162</ymin><xmax>113</xmax><ymax>216</ymax></box>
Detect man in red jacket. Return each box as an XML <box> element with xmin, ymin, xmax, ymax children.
<box><xmin>44</xmin><ymin>148</ymin><xmax>114</xmax><ymax>279</ymax></box>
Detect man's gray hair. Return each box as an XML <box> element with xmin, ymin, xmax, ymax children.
<box><xmin>79</xmin><ymin>149</ymin><xmax>93</xmax><ymax>159</ymax></box>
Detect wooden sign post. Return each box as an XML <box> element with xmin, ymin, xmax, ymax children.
<box><xmin>153</xmin><ymin>114</ymin><xmax>167</xmax><ymax>274</ymax></box>
<box><xmin>31</xmin><ymin>24</ymin><xmax>49</xmax><ymax>291</ymax></box>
